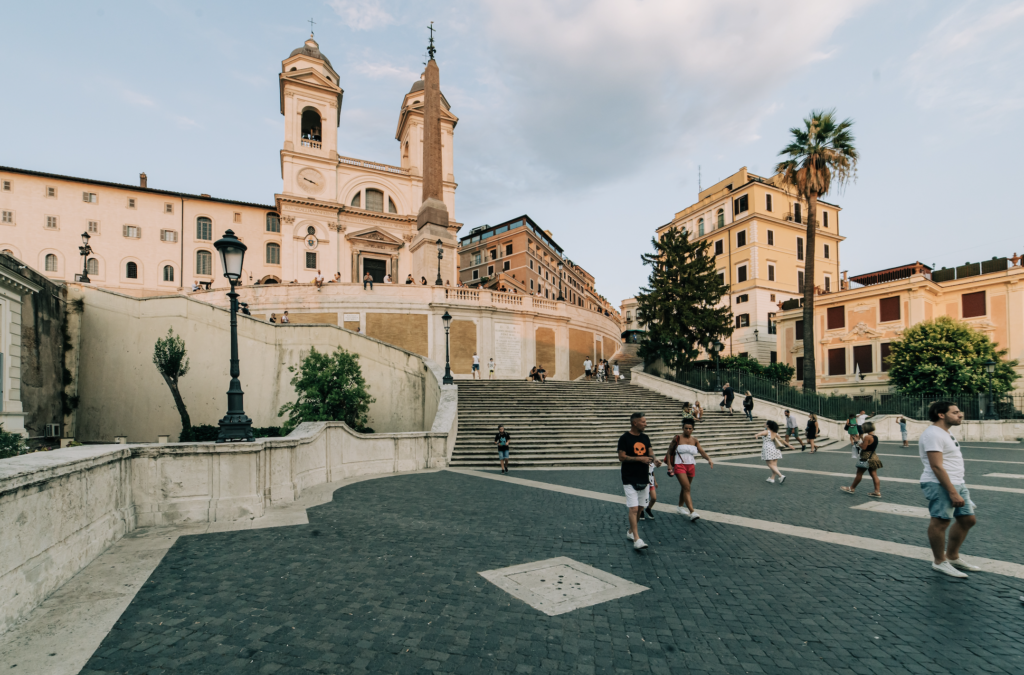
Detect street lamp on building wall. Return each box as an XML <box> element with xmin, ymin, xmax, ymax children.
<box><xmin>441</xmin><ymin>310</ymin><xmax>454</xmax><ymax>385</ymax></box>
<box><xmin>78</xmin><ymin>232</ymin><xmax>93</xmax><ymax>283</ymax></box>
<box><xmin>753</xmin><ymin>328</ymin><xmax>759</xmax><ymax>342</ymax></box>
<box><xmin>213</xmin><ymin>230</ymin><xmax>254</xmax><ymax>443</ymax></box>
<box><xmin>984</xmin><ymin>359</ymin><xmax>998</xmax><ymax>420</ymax></box>
<box><xmin>435</xmin><ymin>239</ymin><xmax>444</xmax><ymax>286</ymax></box>
<box><xmin>557</xmin><ymin>262</ymin><xmax>564</xmax><ymax>301</ymax></box>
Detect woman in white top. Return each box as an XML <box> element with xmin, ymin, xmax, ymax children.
<box><xmin>664</xmin><ymin>421</ymin><xmax>714</xmax><ymax>521</ymax></box>
<box><xmin>755</xmin><ymin>420</ymin><xmax>792</xmax><ymax>484</ymax></box>
<box><xmin>612</xmin><ymin>363</ymin><xmax>620</xmax><ymax>383</ymax></box>
<box><xmin>693</xmin><ymin>400</ymin><xmax>703</xmax><ymax>422</ymax></box>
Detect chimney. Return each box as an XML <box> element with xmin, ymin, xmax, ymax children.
<box><xmin>140</xmin><ymin>172</ymin><xmax>147</xmax><ymax>188</ymax></box>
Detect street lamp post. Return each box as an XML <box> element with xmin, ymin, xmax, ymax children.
<box><xmin>214</xmin><ymin>230</ymin><xmax>254</xmax><ymax>443</ymax></box>
<box><xmin>753</xmin><ymin>328</ymin><xmax>759</xmax><ymax>342</ymax></box>
<box><xmin>78</xmin><ymin>231</ymin><xmax>93</xmax><ymax>283</ymax></box>
<box><xmin>435</xmin><ymin>239</ymin><xmax>444</xmax><ymax>286</ymax></box>
<box><xmin>984</xmin><ymin>359</ymin><xmax>997</xmax><ymax>420</ymax></box>
<box><xmin>710</xmin><ymin>339</ymin><xmax>724</xmax><ymax>390</ymax></box>
<box><xmin>557</xmin><ymin>262</ymin><xmax>564</xmax><ymax>301</ymax></box>
<box><xmin>441</xmin><ymin>310</ymin><xmax>454</xmax><ymax>385</ymax></box>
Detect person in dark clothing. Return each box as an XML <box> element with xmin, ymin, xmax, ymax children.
<box><xmin>721</xmin><ymin>383</ymin><xmax>735</xmax><ymax>414</ymax></box>
<box><xmin>494</xmin><ymin>425</ymin><xmax>511</xmax><ymax>474</ymax></box>
<box><xmin>742</xmin><ymin>391</ymin><xmax>754</xmax><ymax>422</ymax></box>
<box><xmin>618</xmin><ymin>412</ymin><xmax>657</xmax><ymax>551</ymax></box>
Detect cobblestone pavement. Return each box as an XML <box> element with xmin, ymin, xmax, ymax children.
<box><xmin>80</xmin><ymin>460</ymin><xmax>1024</xmax><ymax>674</ymax></box>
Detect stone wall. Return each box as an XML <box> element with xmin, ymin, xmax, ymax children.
<box><xmin>536</xmin><ymin>327</ymin><xmax>556</xmax><ymax>377</ymax></box>
<box><xmin>568</xmin><ymin>328</ymin><xmax>594</xmax><ymax>380</ymax></box>
<box><xmin>449</xmin><ymin>319</ymin><xmax>477</xmax><ymax>375</ymax></box>
<box><xmin>366</xmin><ymin>312</ymin><xmax>428</xmax><ymax>357</ymax></box>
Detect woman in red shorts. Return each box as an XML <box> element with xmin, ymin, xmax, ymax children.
<box><xmin>664</xmin><ymin>421</ymin><xmax>714</xmax><ymax>522</ymax></box>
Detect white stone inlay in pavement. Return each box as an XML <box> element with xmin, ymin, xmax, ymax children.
<box><xmin>983</xmin><ymin>473</ymin><xmax>1024</xmax><ymax>479</ymax></box>
<box><xmin>479</xmin><ymin>557</ymin><xmax>648</xmax><ymax>616</ymax></box>
<box><xmin>850</xmin><ymin>501</ymin><xmax>931</xmax><ymax>519</ymax></box>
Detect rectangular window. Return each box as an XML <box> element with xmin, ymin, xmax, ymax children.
<box><xmin>490</xmin><ymin>249</ymin><xmax>497</xmax><ymax>260</ymax></box>
<box><xmin>233</xmin><ymin>212</ymin><xmax>241</xmax><ymax>224</ymax></box>
<box><xmin>529</xmin><ymin>260</ymin><xmax>534</xmax><ymax>270</ymax></box>
<box><xmin>824</xmin><ymin>276</ymin><xmax>831</xmax><ymax>293</ymax></box>
<box><xmin>735</xmin><ymin>313</ymin><xmax>750</xmax><ymax>328</ymax></box>
<box><xmin>823</xmin><ymin>211</ymin><xmax>829</xmax><ymax>228</ymax></box>
<box><xmin>879</xmin><ymin>296</ymin><xmax>900</xmax><ymax>322</ymax></box>
<box><xmin>828</xmin><ymin>347</ymin><xmax>847</xmax><ymax>376</ymax></box>
<box><xmin>794</xmin><ymin>203</ymin><xmax>802</xmax><ymax>223</ymax></box>
<box><xmin>962</xmin><ymin>291</ymin><xmax>986</xmax><ymax>318</ymax></box>
<box><xmin>266</xmin><ymin>214</ymin><xmax>280</xmax><ymax>232</ymax></box>
<box><xmin>127</xmin><ymin>198</ymin><xmax>136</xmax><ymax>209</ymax></box>
<box><xmin>795</xmin><ymin>320</ymin><xmax>804</xmax><ymax>340</ymax></box>
<box><xmin>530</xmin><ymin>280</ymin><xmax>534</xmax><ymax>290</ymax></box>
<box><xmin>472</xmin><ymin>270</ymin><xmax>479</xmax><ymax>280</ymax></box>
<box><xmin>717</xmin><ymin>271</ymin><xmax>725</xmax><ymax>286</ymax></box>
<box><xmin>160</xmin><ymin>229</ymin><xmax>178</xmax><ymax>243</ymax></box>
<box><xmin>827</xmin><ymin>306</ymin><xmax>845</xmax><ymax>330</ymax></box>
<box><xmin>82</xmin><ymin>191</ymin><xmax>97</xmax><ymax>203</ymax></box>
<box><xmin>165</xmin><ymin>203</ymin><xmax>174</xmax><ymax>214</ymax></box>
<box><xmin>824</xmin><ymin>244</ymin><xmax>830</xmax><ymax>259</ymax></box>
<box><xmin>714</xmin><ymin>240</ymin><xmax>724</xmax><ymax>256</ymax></box>
<box><xmin>733</xmin><ymin>194</ymin><xmax>749</xmax><ymax>215</ymax></box>
<box><xmin>797</xmin><ymin>237</ymin><xmax>804</xmax><ymax>260</ymax></box>
<box><xmin>123</xmin><ymin>225</ymin><xmax>140</xmax><ymax>238</ymax></box>
<box><xmin>505</xmin><ymin>243</ymin><xmax>513</xmax><ymax>255</ymax></box>
<box><xmin>853</xmin><ymin>345</ymin><xmax>872</xmax><ymax>374</ymax></box>
<box><xmin>798</xmin><ymin>270</ymin><xmax>804</xmax><ymax>291</ymax></box>
<box><xmin>768</xmin><ymin>264</ymin><xmax>775</xmax><ymax>282</ymax></box>
<box><xmin>503</xmin><ymin>260</ymin><xmax>510</xmax><ymax>271</ymax></box>
<box><xmin>738</xmin><ymin>352</ymin><xmax>748</xmax><ymax>359</ymax></box>
<box><xmin>46</xmin><ymin>215</ymin><xmax>58</xmax><ymax>229</ymax></box>
<box><xmin>474</xmin><ymin>253</ymin><xmax>482</xmax><ymax>266</ymax></box>
<box><xmin>737</xmin><ymin>265</ymin><xmax>747</xmax><ymax>283</ymax></box>
<box><xmin>0</xmin><ymin>210</ymin><xmax>12</xmax><ymax>224</ymax></box>
<box><xmin>487</xmin><ymin>265</ymin><xmax>494</xmax><ymax>275</ymax></box>
<box><xmin>737</xmin><ymin>231</ymin><xmax>746</xmax><ymax>247</ymax></box>
<box><xmin>88</xmin><ymin>220</ymin><xmax>98</xmax><ymax>233</ymax></box>
<box><xmin>770</xmin><ymin>351</ymin><xmax>777</xmax><ymax>364</ymax></box>
<box><xmin>1</xmin><ymin>180</ymin><xmax>10</xmax><ymax>191</ymax></box>
<box><xmin>796</xmin><ymin>356</ymin><xmax>804</xmax><ymax>380</ymax></box>
<box><xmin>880</xmin><ymin>342</ymin><xmax>892</xmax><ymax>372</ymax></box>
<box><xmin>767</xmin><ymin>229</ymin><xmax>774</xmax><ymax>246</ymax></box>
<box><xmin>305</xmin><ymin>252</ymin><xmax>317</xmax><ymax>269</ymax></box>
<box><xmin>46</xmin><ymin>186</ymin><xmax>56</xmax><ymax>198</ymax></box>
<box><xmin>736</xmin><ymin>294</ymin><xmax>748</xmax><ymax>304</ymax></box>
<box><xmin>765</xmin><ymin>194</ymin><xmax>773</xmax><ymax>212</ymax></box>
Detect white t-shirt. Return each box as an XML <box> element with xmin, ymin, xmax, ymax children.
<box><xmin>488</xmin><ymin>360</ymin><xmax>495</xmax><ymax>371</ymax></box>
<box><xmin>473</xmin><ymin>355</ymin><xmax>479</xmax><ymax>366</ymax></box>
<box><xmin>919</xmin><ymin>425</ymin><xmax>965</xmax><ymax>485</ymax></box>
<box><xmin>856</xmin><ymin>414</ymin><xmax>867</xmax><ymax>425</ymax></box>
<box><xmin>785</xmin><ymin>415</ymin><xmax>797</xmax><ymax>429</ymax></box>
<box><xmin>584</xmin><ymin>359</ymin><xmax>592</xmax><ymax>370</ymax></box>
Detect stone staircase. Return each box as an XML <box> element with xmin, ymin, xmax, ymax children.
<box><xmin>451</xmin><ymin>379</ymin><xmax>841</xmax><ymax>468</ymax></box>
<box><xmin>609</xmin><ymin>344</ymin><xmax>643</xmax><ymax>381</ymax></box>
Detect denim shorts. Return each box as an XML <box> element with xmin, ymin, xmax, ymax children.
<box><xmin>498</xmin><ymin>449</ymin><xmax>509</xmax><ymax>459</ymax></box>
<box><xmin>921</xmin><ymin>482</ymin><xmax>976</xmax><ymax>520</ymax></box>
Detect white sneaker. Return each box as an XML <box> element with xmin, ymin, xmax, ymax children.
<box><xmin>633</xmin><ymin>538</ymin><xmax>649</xmax><ymax>550</ymax></box>
<box><xmin>932</xmin><ymin>561</ymin><xmax>968</xmax><ymax>578</ymax></box>
<box><xmin>948</xmin><ymin>557</ymin><xmax>982</xmax><ymax>572</ymax></box>
<box><xmin>765</xmin><ymin>477</ymin><xmax>775</xmax><ymax>484</ymax></box>
<box><xmin>676</xmin><ymin>506</ymin><xmax>689</xmax><ymax>516</ymax></box>
<box><xmin>626</xmin><ymin>529</ymin><xmax>635</xmax><ymax>541</ymax></box>
<box><xmin>778</xmin><ymin>475</ymin><xmax>786</xmax><ymax>484</ymax></box>
<box><xmin>689</xmin><ymin>512</ymin><xmax>701</xmax><ymax>522</ymax></box>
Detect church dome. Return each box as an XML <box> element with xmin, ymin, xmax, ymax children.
<box><xmin>289</xmin><ymin>37</ymin><xmax>332</xmax><ymax>68</ymax></box>
<box><xmin>408</xmin><ymin>80</ymin><xmax>425</xmax><ymax>94</ymax></box>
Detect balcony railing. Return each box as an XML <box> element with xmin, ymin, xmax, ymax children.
<box><xmin>301</xmin><ymin>138</ymin><xmax>322</xmax><ymax>149</ymax></box>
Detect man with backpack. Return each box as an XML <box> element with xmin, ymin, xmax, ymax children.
<box><xmin>494</xmin><ymin>425</ymin><xmax>511</xmax><ymax>474</ymax></box>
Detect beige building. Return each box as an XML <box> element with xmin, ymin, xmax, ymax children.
<box><xmin>0</xmin><ymin>35</ymin><xmax>459</xmax><ymax>294</ymax></box>
<box><xmin>774</xmin><ymin>258</ymin><xmax>1024</xmax><ymax>395</ymax></box>
<box><xmin>657</xmin><ymin>167</ymin><xmax>844</xmax><ymax>363</ymax></box>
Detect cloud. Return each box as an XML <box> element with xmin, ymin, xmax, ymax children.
<box><xmin>352</xmin><ymin>60</ymin><xmax>420</xmax><ymax>82</ymax></box>
<box><xmin>329</xmin><ymin>0</ymin><xmax>395</xmax><ymax>31</ymax></box>
<box><xmin>905</xmin><ymin>1</ymin><xmax>1024</xmax><ymax>118</ymax></box>
<box><xmin>120</xmin><ymin>87</ymin><xmax>157</xmax><ymax>108</ymax></box>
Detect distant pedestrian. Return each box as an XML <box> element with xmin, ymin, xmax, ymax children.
<box><xmin>899</xmin><ymin>417</ymin><xmax>909</xmax><ymax>447</ymax></box>
<box><xmin>269</xmin><ymin>313</ymin><xmax>277</xmax><ymax>323</ymax></box>
<box><xmin>856</xmin><ymin>410</ymin><xmax>868</xmax><ymax>436</ymax></box>
<box><xmin>919</xmin><ymin>402</ymin><xmax>979</xmax><ymax>578</ymax></box>
<box><xmin>755</xmin><ymin>420</ymin><xmax>792</xmax><ymax>484</ymax></box>
<box><xmin>612</xmin><ymin>363</ymin><xmax>620</xmax><ymax>382</ymax></box>
<box><xmin>333</xmin><ymin>272</ymin><xmax>341</xmax><ymax>283</ymax></box>
<box><xmin>495</xmin><ymin>425</ymin><xmax>511</xmax><ymax>474</ymax></box>
<box><xmin>281</xmin><ymin>311</ymin><xmax>290</xmax><ymax>324</ymax></box>
<box><xmin>472</xmin><ymin>352</ymin><xmax>481</xmax><ymax>380</ymax></box>
<box><xmin>637</xmin><ymin>447</ymin><xmax>662</xmax><ymax>522</ymax></box>
<box><xmin>618</xmin><ymin>412</ymin><xmax>654</xmax><ymax>551</ymax></box>
<box><xmin>720</xmin><ymin>382</ymin><xmax>734</xmax><ymax>414</ymax></box>
<box><xmin>535</xmin><ymin>365</ymin><xmax>547</xmax><ymax>383</ymax></box>
<box><xmin>488</xmin><ymin>357</ymin><xmax>495</xmax><ymax>380</ymax></box>
<box><xmin>806</xmin><ymin>413</ymin><xmax>820</xmax><ymax>453</ymax></box>
<box><xmin>406</xmin><ymin>274</ymin><xmax>414</xmax><ymax>284</ymax></box>
<box><xmin>742</xmin><ymin>391</ymin><xmax>754</xmax><ymax>422</ymax></box>
<box><xmin>363</xmin><ymin>272</ymin><xmax>374</xmax><ymax>290</ymax></box>
<box><xmin>384</xmin><ymin>273</ymin><xmax>392</xmax><ymax>283</ymax></box>
<box><xmin>421</xmin><ymin>277</ymin><xmax>428</xmax><ymax>285</ymax></box>
<box><xmin>784</xmin><ymin>410</ymin><xmax>806</xmax><ymax>450</ymax></box>
<box><xmin>584</xmin><ymin>357</ymin><xmax>593</xmax><ymax>381</ymax></box>
<box><xmin>240</xmin><ymin>302</ymin><xmax>251</xmax><ymax>316</ymax></box>
<box><xmin>845</xmin><ymin>413</ymin><xmax>859</xmax><ymax>447</ymax></box>
<box><xmin>665</xmin><ymin>421</ymin><xmax>714</xmax><ymax>521</ymax></box>
<box><xmin>681</xmin><ymin>402</ymin><xmax>696</xmax><ymax>427</ymax></box>
<box><xmin>840</xmin><ymin>421</ymin><xmax>882</xmax><ymax>498</ymax></box>
<box><xmin>597</xmin><ymin>360</ymin><xmax>606</xmax><ymax>382</ymax></box>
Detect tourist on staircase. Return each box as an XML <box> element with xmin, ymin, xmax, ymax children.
<box><xmin>665</xmin><ymin>421</ymin><xmax>714</xmax><ymax>522</ymax></box>
<box><xmin>494</xmin><ymin>425</ymin><xmax>511</xmax><ymax>474</ymax></box>
<box><xmin>618</xmin><ymin>412</ymin><xmax>654</xmax><ymax>551</ymax></box>
<box><xmin>743</xmin><ymin>391</ymin><xmax>754</xmax><ymax>421</ymax></box>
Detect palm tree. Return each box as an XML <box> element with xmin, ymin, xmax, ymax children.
<box><xmin>775</xmin><ymin>109</ymin><xmax>858</xmax><ymax>392</ymax></box>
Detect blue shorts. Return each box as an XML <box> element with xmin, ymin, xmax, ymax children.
<box><xmin>472</xmin><ymin>364</ymin><xmax>480</xmax><ymax>371</ymax></box>
<box><xmin>498</xmin><ymin>449</ymin><xmax>509</xmax><ymax>459</ymax></box>
<box><xmin>921</xmin><ymin>482</ymin><xmax>976</xmax><ymax>520</ymax></box>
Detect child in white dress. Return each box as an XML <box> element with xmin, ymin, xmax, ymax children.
<box><xmin>755</xmin><ymin>420</ymin><xmax>793</xmax><ymax>484</ymax></box>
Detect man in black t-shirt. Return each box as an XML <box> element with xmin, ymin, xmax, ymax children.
<box><xmin>618</xmin><ymin>412</ymin><xmax>655</xmax><ymax>550</ymax></box>
<box><xmin>721</xmin><ymin>382</ymin><xmax>735</xmax><ymax>414</ymax></box>
<box><xmin>494</xmin><ymin>425</ymin><xmax>511</xmax><ymax>474</ymax></box>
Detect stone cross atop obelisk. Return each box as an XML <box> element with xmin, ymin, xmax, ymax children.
<box><xmin>416</xmin><ymin>24</ymin><xmax>449</xmax><ymax>230</ymax></box>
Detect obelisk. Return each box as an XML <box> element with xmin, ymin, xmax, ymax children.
<box><xmin>416</xmin><ymin>54</ymin><xmax>449</xmax><ymax>230</ymax></box>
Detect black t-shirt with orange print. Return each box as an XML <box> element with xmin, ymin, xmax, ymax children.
<box><xmin>618</xmin><ymin>431</ymin><xmax>653</xmax><ymax>485</ymax></box>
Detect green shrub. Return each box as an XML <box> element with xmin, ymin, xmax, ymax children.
<box><xmin>186</xmin><ymin>425</ymin><xmax>282</xmax><ymax>442</ymax></box>
<box><xmin>0</xmin><ymin>425</ymin><xmax>29</xmax><ymax>460</ymax></box>
<box><xmin>278</xmin><ymin>347</ymin><xmax>375</xmax><ymax>434</ymax></box>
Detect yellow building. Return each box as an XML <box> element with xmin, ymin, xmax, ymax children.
<box><xmin>774</xmin><ymin>258</ymin><xmax>1024</xmax><ymax>395</ymax></box>
<box><xmin>658</xmin><ymin>167</ymin><xmax>844</xmax><ymax>363</ymax></box>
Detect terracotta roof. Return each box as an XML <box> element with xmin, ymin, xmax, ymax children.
<box><xmin>850</xmin><ymin>262</ymin><xmax>932</xmax><ymax>287</ymax></box>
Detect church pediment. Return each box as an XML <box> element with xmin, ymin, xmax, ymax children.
<box><xmin>346</xmin><ymin>227</ymin><xmax>405</xmax><ymax>249</ymax></box>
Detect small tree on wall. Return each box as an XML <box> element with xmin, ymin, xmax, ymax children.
<box><xmin>887</xmin><ymin>316</ymin><xmax>1019</xmax><ymax>394</ymax></box>
<box><xmin>278</xmin><ymin>347</ymin><xmax>375</xmax><ymax>434</ymax></box>
<box><xmin>635</xmin><ymin>227</ymin><xmax>733</xmax><ymax>373</ymax></box>
<box><xmin>153</xmin><ymin>328</ymin><xmax>192</xmax><ymax>442</ymax></box>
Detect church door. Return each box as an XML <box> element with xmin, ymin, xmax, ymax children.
<box><xmin>363</xmin><ymin>258</ymin><xmax>387</xmax><ymax>283</ymax></box>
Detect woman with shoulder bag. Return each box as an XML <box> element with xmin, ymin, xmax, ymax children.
<box><xmin>664</xmin><ymin>420</ymin><xmax>714</xmax><ymax>521</ymax></box>
<box><xmin>806</xmin><ymin>414</ymin><xmax>820</xmax><ymax>453</ymax></box>
<box><xmin>840</xmin><ymin>421</ymin><xmax>882</xmax><ymax>498</ymax></box>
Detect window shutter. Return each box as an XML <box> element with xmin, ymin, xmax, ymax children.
<box><xmin>828</xmin><ymin>348</ymin><xmax>846</xmax><ymax>375</ymax></box>
<box><xmin>962</xmin><ymin>291</ymin><xmax>986</xmax><ymax>318</ymax></box>
<box><xmin>795</xmin><ymin>320</ymin><xmax>804</xmax><ymax>340</ymax></box>
<box><xmin>880</xmin><ymin>343</ymin><xmax>892</xmax><ymax>372</ymax></box>
<box><xmin>879</xmin><ymin>297</ymin><xmax>900</xmax><ymax>322</ymax></box>
<box><xmin>123</xmin><ymin>225</ymin><xmax>128</xmax><ymax>237</ymax></box>
<box><xmin>827</xmin><ymin>306</ymin><xmax>845</xmax><ymax>330</ymax></box>
<box><xmin>853</xmin><ymin>345</ymin><xmax>872</xmax><ymax>374</ymax></box>
<box><xmin>795</xmin><ymin>356</ymin><xmax>804</xmax><ymax>380</ymax></box>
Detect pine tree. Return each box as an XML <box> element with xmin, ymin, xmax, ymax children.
<box><xmin>636</xmin><ymin>227</ymin><xmax>733</xmax><ymax>373</ymax></box>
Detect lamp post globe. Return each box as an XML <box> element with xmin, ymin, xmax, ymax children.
<box><xmin>441</xmin><ymin>310</ymin><xmax>454</xmax><ymax>384</ymax></box>
<box><xmin>435</xmin><ymin>238</ymin><xmax>444</xmax><ymax>286</ymax></box>
<box><xmin>213</xmin><ymin>230</ymin><xmax>254</xmax><ymax>442</ymax></box>
<box><xmin>78</xmin><ymin>231</ymin><xmax>93</xmax><ymax>283</ymax></box>
<box><xmin>984</xmin><ymin>359</ymin><xmax>998</xmax><ymax>420</ymax></box>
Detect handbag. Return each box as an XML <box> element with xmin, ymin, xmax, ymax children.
<box><xmin>855</xmin><ymin>450</ymin><xmax>875</xmax><ymax>470</ymax></box>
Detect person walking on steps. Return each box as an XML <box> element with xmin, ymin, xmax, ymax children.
<box><xmin>742</xmin><ymin>391</ymin><xmax>754</xmax><ymax>422</ymax></box>
<box><xmin>665</xmin><ymin>421</ymin><xmax>714</xmax><ymax>522</ymax></box>
<box><xmin>756</xmin><ymin>420</ymin><xmax>792</xmax><ymax>484</ymax></box>
<box><xmin>637</xmin><ymin>450</ymin><xmax>663</xmax><ymax>522</ymax></box>
<box><xmin>840</xmin><ymin>421</ymin><xmax>883</xmax><ymax>498</ymax></box>
<box><xmin>720</xmin><ymin>382</ymin><xmax>735</xmax><ymax>414</ymax></box>
<box><xmin>784</xmin><ymin>410</ymin><xmax>806</xmax><ymax>450</ymax></box>
<box><xmin>613</xmin><ymin>362</ymin><xmax>620</xmax><ymax>383</ymax></box>
<box><xmin>806</xmin><ymin>413</ymin><xmax>820</xmax><ymax>453</ymax></box>
<box><xmin>488</xmin><ymin>357</ymin><xmax>495</xmax><ymax>380</ymax></box>
<box><xmin>919</xmin><ymin>402</ymin><xmax>980</xmax><ymax>578</ymax></box>
<box><xmin>472</xmin><ymin>352</ymin><xmax>481</xmax><ymax>380</ymax></box>
<box><xmin>618</xmin><ymin>412</ymin><xmax>654</xmax><ymax>551</ymax></box>
<box><xmin>584</xmin><ymin>357</ymin><xmax>593</xmax><ymax>381</ymax></box>
<box><xmin>495</xmin><ymin>425</ymin><xmax>511</xmax><ymax>474</ymax></box>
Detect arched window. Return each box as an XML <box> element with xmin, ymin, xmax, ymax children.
<box><xmin>196</xmin><ymin>250</ymin><xmax>212</xmax><ymax>276</ymax></box>
<box><xmin>388</xmin><ymin>197</ymin><xmax>398</xmax><ymax>214</ymax></box>
<box><xmin>301</xmin><ymin>108</ymin><xmax>322</xmax><ymax>142</ymax></box>
<box><xmin>126</xmin><ymin>261</ymin><xmax>138</xmax><ymax>279</ymax></box>
<box><xmin>698</xmin><ymin>218</ymin><xmax>704</xmax><ymax>236</ymax></box>
<box><xmin>366</xmin><ymin>189</ymin><xmax>384</xmax><ymax>212</ymax></box>
<box><xmin>45</xmin><ymin>253</ymin><xmax>57</xmax><ymax>272</ymax></box>
<box><xmin>716</xmin><ymin>209</ymin><xmax>725</xmax><ymax>229</ymax></box>
<box><xmin>86</xmin><ymin>258</ymin><xmax>99</xmax><ymax>275</ymax></box>
<box><xmin>266</xmin><ymin>213</ymin><xmax>280</xmax><ymax>233</ymax></box>
<box><xmin>163</xmin><ymin>265</ymin><xmax>174</xmax><ymax>282</ymax></box>
<box><xmin>196</xmin><ymin>217</ymin><xmax>212</xmax><ymax>241</ymax></box>
<box><xmin>266</xmin><ymin>242</ymin><xmax>281</xmax><ymax>265</ymax></box>
<box><xmin>350</xmin><ymin>192</ymin><xmax>361</xmax><ymax>208</ymax></box>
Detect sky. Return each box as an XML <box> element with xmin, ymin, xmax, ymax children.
<box><xmin>3</xmin><ymin>0</ymin><xmax>1023</xmax><ymax>306</ymax></box>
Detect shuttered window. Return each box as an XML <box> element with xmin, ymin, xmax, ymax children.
<box><xmin>795</xmin><ymin>320</ymin><xmax>804</xmax><ymax>340</ymax></box>
<box><xmin>880</xmin><ymin>342</ymin><xmax>892</xmax><ymax>372</ymax></box>
<box><xmin>828</xmin><ymin>348</ymin><xmax>846</xmax><ymax>375</ymax></box>
<box><xmin>766</xmin><ymin>194</ymin><xmax>773</xmax><ymax>212</ymax></box>
<box><xmin>879</xmin><ymin>296</ymin><xmax>900</xmax><ymax>322</ymax></box>
<box><xmin>796</xmin><ymin>237</ymin><xmax>804</xmax><ymax>260</ymax></box>
<box><xmin>266</xmin><ymin>242</ymin><xmax>280</xmax><ymax>264</ymax></box>
<box><xmin>853</xmin><ymin>345</ymin><xmax>872</xmax><ymax>374</ymax></box>
<box><xmin>962</xmin><ymin>291</ymin><xmax>986</xmax><ymax>318</ymax></box>
<box><xmin>196</xmin><ymin>250</ymin><xmax>212</xmax><ymax>276</ymax></box>
<box><xmin>796</xmin><ymin>356</ymin><xmax>804</xmax><ymax>380</ymax></box>
<box><xmin>196</xmin><ymin>217</ymin><xmax>212</xmax><ymax>241</ymax></box>
<box><xmin>827</xmin><ymin>306</ymin><xmax>845</xmax><ymax>330</ymax></box>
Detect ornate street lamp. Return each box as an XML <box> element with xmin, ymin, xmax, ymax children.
<box><xmin>78</xmin><ymin>231</ymin><xmax>93</xmax><ymax>283</ymax></box>
<box><xmin>435</xmin><ymin>238</ymin><xmax>444</xmax><ymax>286</ymax></box>
<box><xmin>213</xmin><ymin>230</ymin><xmax>254</xmax><ymax>442</ymax></box>
<box><xmin>557</xmin><ymin>262</ymin><xmax>564</xmax><ymax>301</ymax></box>
<box><xmin>710</xmin><ymin>339</ymin><xmax>724</xmax><ymax>390</ymax></box>
<box><xmin>984</xmin><ymin>359</ymin><xmax>997</xmax><ymax>420</ymax></box>
<box><xmin>441</xmin><ymin>310</ymin><xmax>454</xmax><ymax>384</ymax></box>
<box><xmin>753</xmin><ymin>328</ymin><xmax>759</xmax><ymax>342</ymax></box>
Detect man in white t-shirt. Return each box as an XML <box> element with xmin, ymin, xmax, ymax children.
<box><xmin>584</xmin><ymin>358</ymin><xmax>593</xmax><ymax>380</ymax></box>
<box><xmin>314</xmin><ymin>270</ymin><xmax>325</xmax><ymax>291</ymax></box>
<box><xmin>856</xmin><ymin>410</ymin><xmax>868</xmax><ymax>436</ymax></box>
<box><xmin>919</xmin><ymin>401</ymin><xmax>979</xmax><ymax>578</ymax></box>
<box><xmin>472</xmin><ymin>353</ymin><xmax>480</xmax><ymax>380</ymax></box>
